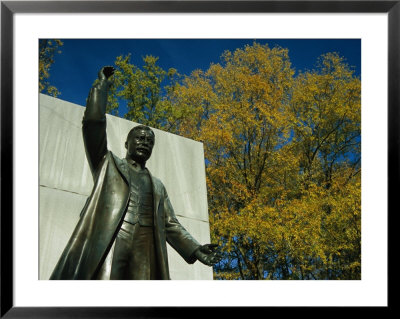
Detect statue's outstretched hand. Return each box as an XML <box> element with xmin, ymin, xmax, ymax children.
<box><xmin>194</xmin><ymin>244</ymin><xmax>222</xmax><ymax>266</ymax></box>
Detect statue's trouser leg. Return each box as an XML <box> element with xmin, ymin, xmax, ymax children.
<box><xmin>108</xmin><ymin>221</ymin><xmax>158</xmax><ymax>280</ymax></box>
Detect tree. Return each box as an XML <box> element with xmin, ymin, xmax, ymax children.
<box><xmin>106</xmin><ymin>54</ymin><xmax>181</xmax><ymax>131</ymax></box>
<box><xmin>168</xmin><ymin>44</ymin><xmax>361</xmax><ymax>280</ymax></box>
<box><xmin>106</xmin><ymin>43</ymin><xmax>361</xmax><ymax>279</ymax></box>
<box><xmin>170</xmin><ymin>43</ymin><xmax>296</xmax><ymax>279</ymax></box>
<box><xmin>285</xmin><ymin>53</ymin><xmax>361</xmax><ymax>279</ymax></box>
<box><xmin>39</xmin><ymin>39</ymin><xmax>63</xmax><ymax>97</ymax></box>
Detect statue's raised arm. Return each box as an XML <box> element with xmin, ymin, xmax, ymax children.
<box><xmin>82</xmin><ymin>66</ymin><xmax>114</xmax><ymax>176</ymax></box>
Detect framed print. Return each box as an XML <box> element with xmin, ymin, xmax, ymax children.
<box><xmin>1</xmin><ymin>0</ymin><xmax>394</xmax><ymax>317</ymax></box>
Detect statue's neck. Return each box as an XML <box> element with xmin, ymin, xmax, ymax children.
<box><xmin>125</xmin><ymin>156</ymin><xmax>146</xmax><ymax>171</ymax></box>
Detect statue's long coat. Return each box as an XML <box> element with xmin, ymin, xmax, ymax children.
<box><xmin>50</xmin><ymin>150</ymin><xmax>200</xmax><ymax>280</ymax></box>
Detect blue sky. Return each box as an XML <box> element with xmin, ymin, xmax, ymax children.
<box><xmin>46</xmin><ymin>39</ymin><xmax>361</xmax><ymax>107</ymax></box>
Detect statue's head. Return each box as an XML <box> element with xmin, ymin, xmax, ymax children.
<box><xmin>125</xmin><ymin>125</ymin><xmax>155</xmax><ymax>165</ymax></box>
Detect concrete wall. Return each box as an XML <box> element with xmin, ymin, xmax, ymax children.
<box><xmin>39</xmin><ymin>93</ymin><xmax>213</xmax><ymax>280</ymax></box>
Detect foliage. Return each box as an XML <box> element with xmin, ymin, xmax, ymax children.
<box><xmin>105</xmin><ymin>54</ymin><xmax>181</xmax><ymax>131</ymax></box>
<box><xmin>109</xmin><ymin>43</ymin><xmax>361</xmax><ymax>279</ymax></box>
<box><xmin>168</xmin><ymin>44</ymin><xmax>361</xmax><ymax>280</ymax></box>
<box><xmin>39</xmin><ymin>39</ymin><xmax>63</xmax><ymax>97</ymax></box>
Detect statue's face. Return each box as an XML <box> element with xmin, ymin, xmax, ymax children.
<box><xmin>125</xmin><ymin>129</ymin><xmax>155</xmax><ymax>164</ymax></box>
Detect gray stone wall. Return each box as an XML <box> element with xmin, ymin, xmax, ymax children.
<box><xmin>39</xmin><ymin>94</ymin><xmax>213</xmax><ymax>280</ymax></box>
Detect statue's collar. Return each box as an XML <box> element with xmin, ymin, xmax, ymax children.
<box><xmin>125</xmin><ymin>157</ymin><xmax>146</xmax><ymax>171</ymax></box>
<box><xmin>126</xmin><ymin>157</ymin><xmax>138</xmax><ymax>167</ymax></box>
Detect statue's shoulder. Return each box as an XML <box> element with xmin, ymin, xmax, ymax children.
<box><xmin>109</xmin><ymin>151</ymin><xmax>123</xmax><ymax>165</ymax></box>
<box><xmin>150</xmin><ymin>174</ymin><xmax>162</xmax><ymax>186</ymax></box>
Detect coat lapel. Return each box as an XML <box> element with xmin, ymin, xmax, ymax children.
<box><xmin>112</xmin><ymin>154</ymin><xmax>130</xmax><ymax>185</ymax></box>
<box><xmin>147</xmin><ymin>169</ymin><xmax>161</xmax><ymax>219</ymax></box>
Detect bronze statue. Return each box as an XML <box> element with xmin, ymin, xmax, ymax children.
<box><xmin>50</xmin><ymin>66</ymin><xmax>221</xmax><ymax>280</ymax></box>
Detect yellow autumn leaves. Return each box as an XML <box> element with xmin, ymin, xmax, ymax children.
<box><xmin>110</xmin><ymin>42</ymin><xmax>361</xmax><ymax>279</ymax></box>
<box><xmin>39</xmin><ymin>39</ymin><xmax>63</xmax><ymax>97</ymax></box>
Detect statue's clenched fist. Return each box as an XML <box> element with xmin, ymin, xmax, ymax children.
<box><xmin>98</xmin><ymin>66</ymin><xmax>115</xmax><ymax>89</ymax></box>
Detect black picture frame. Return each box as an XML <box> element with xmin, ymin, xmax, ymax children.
<box><xmin>1</xmin><ymin>1</ymin><xmax>394</xmax><ymax>317</ymax></box>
